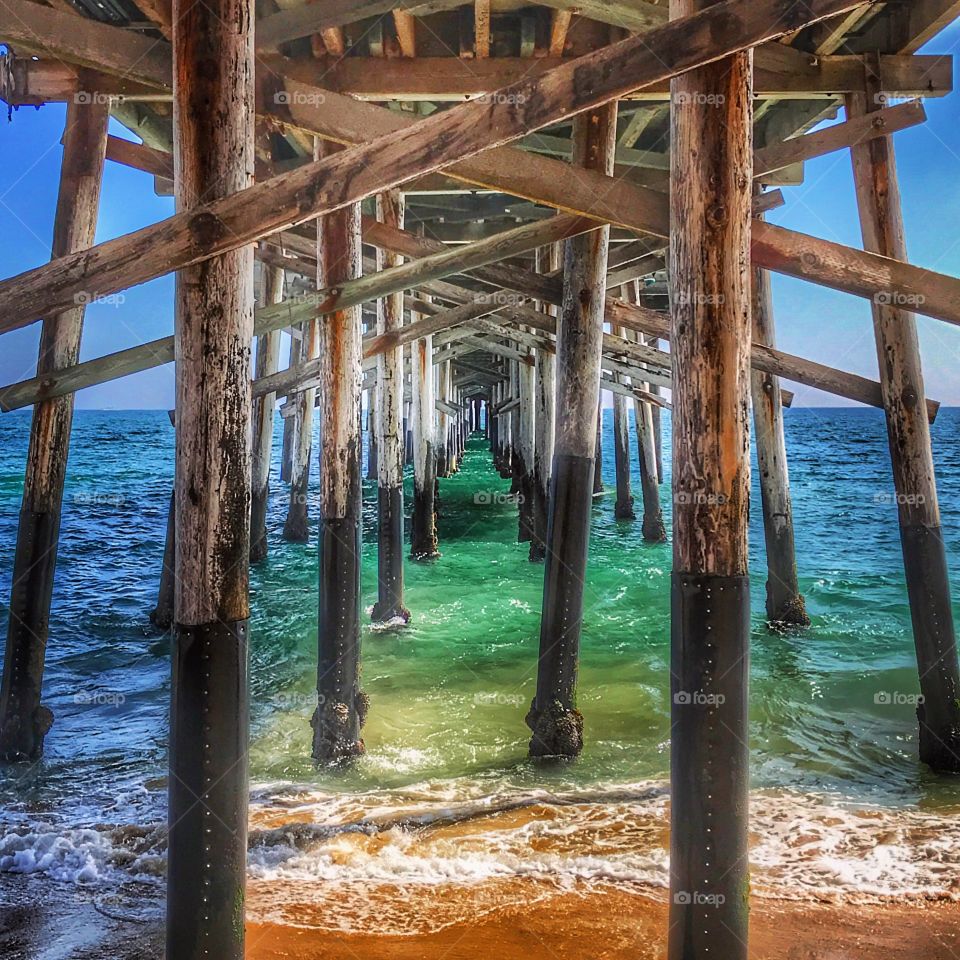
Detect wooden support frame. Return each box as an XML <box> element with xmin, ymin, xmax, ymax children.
<box><xmin>0</xmin><ymin>0</ymin><xmax>873</xmax><ymax>333</ymax></box>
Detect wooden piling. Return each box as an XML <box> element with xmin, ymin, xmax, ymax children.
<box><xmin>280</xmin><ymin>331</ymin><xmax>300</xmax><ymax>484</ymax></box>
<box><xmin>530</xmin><ymin>243</ymin><xmax>558</xmax><ymax>562</ymax></box>
<box><xmin>668</xmin><ymin>0</ymin><xmax>753</xmax><ymax>954</ymax></box>
<box><xmin>750</xmin><ymin>230</ymin><xmax>808</xmax><ymax>626</ymax></box>
<box><xmin>366</xmin><ymin>386</ymin><xmax>378</xmax><ymax>481</ymax></box>
<box><xmin>312</xmin><ymin>144</ymin><xmax>366</xmax><ymax>761</ymax></box>
<box><xmin>437</xmin><ymin>358</ymin><xmax>451</xmax><ymax>478</ymax></box>
<box><xmin>372</xmin><ymin>189</ymin><xmax>410</xmax><ymax>625</ymax></box>
<box><xmin>593</xmin><ymin>406</ymin><xmax>604</xmax><ymax>494</ymax></box>
<box><xmin>0</xmin><ymin>96</ymin><xmax>109</xmax><ymax>761</ymax></box>
<box><xmin>625</xmin><ymin>286</ymin><xmax>667</xmax><ymax>542</ymax></box>
<box><xmin>527</xmin><ymin>103</ymin><xmax>616</xmax><ymax>759</ymax></box>
<box><xmin>611</xmin><ymin>326</ymin><xmax>636</xmax><ymax>521</ymax></box>
<box><xmin>411</xmin><ymin>303</ymin><xmax>440</xmax><ymax>560</ymax></box>
<box><xmin>166</xmin><ymin>0</ymin><xmax>254</xmax><ymax>955</ymax></box>
<box><xmin>848</xmin><ymin>82</ymin><xmax>960</xmax><ymax>773</ymax></box>
<box><xmin>250</xmin><ymin>266</ymin><xmax>283</xmax><ymax>562</ymax></box>
<box><xmin>151</xmin><ymin>410</ymin><xmax>178</xmax><ymax>629</ymax></box>
<box><xmin>516</xmin><ymin>344</ymin><xmax>537</xmax><ymax>544</ymax></box>
<box><xmin>283</xmin><ymin>317</ymin><xmax>318</xmax><ymax>542</ymax></box>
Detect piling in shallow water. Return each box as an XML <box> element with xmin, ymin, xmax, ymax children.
<box><xmin>848</xmin><ymin>82</ymin><xmax>960</xmax><ymax>773</ymax></box>
<box><xmin>411</xmin><ymin>314</ymin><xmax>440</xmax><ymax>560</ymax></box>
<box><xmin>372</xmin><ymin>189</ymin><xmax>410</xmax><ymax>625</ymax></box>
<box><xmin>166</xmin><ymin>0</ymin><xmax>253</xmax><ymax>951</ymax></box>
<box><xmin>667</xmin><ymin>25</ymin><xmax>752</xmax><ymax>959</ymax></box>
<box><xmin>250</xmin><ymin>266</ymin><xmax>283</xmax><ymax>563</ymax></box>
<box><xmin>528</xmin><ymin>104</ymin><xmax>615</xmax><ymax>759</ymax></box>
<box><xmin>312</xmin><ymin>150</ymin><xmax>366</xmax><ymax>761</ymax></box>
<box><xmin>0</xmin><ymin>96</ymin><xmax>109</xmax><ymax>762</ymax></box>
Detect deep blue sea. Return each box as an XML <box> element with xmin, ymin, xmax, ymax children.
<box><xmin>0</xmin><ymin>406</ymin><xmax>958</xmax><ymax>923</ymax></box>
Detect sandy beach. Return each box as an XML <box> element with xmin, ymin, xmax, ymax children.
<box><xmin>4</xmin><ymin>872</ymin><xmax>960</xmax><ymax>960</ymax></box>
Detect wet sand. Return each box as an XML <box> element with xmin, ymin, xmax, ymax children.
<box><xmin>246</xmin><ymin>888</ymin><xmax>960</xmax><ymax>960</ymax></box>
<box><xmin>4</xmin><ymin>874</ymin><xmax>960</xmax><ymax>960</ymax></box>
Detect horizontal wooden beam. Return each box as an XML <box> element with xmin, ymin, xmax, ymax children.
<box><xmin>270</xmin><ymin>50</ymin><xmax>950</xmax><ymax>101</ymax></box>
<box><xmin>290</xmin><ymin>87</ymin><xmax>960</xmax><ymax>329</ymax></box>
<box><xmin>1</xmin><ymin>3</ymin><xmax>948</xmax><ymax>105</ymax></box>
<box><xmin>362</xmin><ymin>215</ymin><xmax>942</xmax><ymax>421</ymax></box>
<box><xmin>0</xmin><ymin>215</ymin><xmax>591</xmax><ymax>411</ymax></box>
<box><xmin>256</xmin><ymin>0</ymin><xmax>461</xmax><ymax>51</ymax></box>
<box><xmin>0</xmin><ymin>0</ymin><xmax>866</xmax><ymax>335</ymax></box>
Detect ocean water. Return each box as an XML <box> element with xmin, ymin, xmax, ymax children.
<box><xmin>1</xmin><ymin>406</ymin><xmax>959</xmax><ymax>929</ymax></box>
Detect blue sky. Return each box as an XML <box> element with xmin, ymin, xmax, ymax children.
<box><xmin>0</xmin><ymin>23</ymin><xmax>958</xmax><ymax>410</ymax></box>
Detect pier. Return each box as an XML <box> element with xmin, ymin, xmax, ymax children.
<box><xmin>1</xmin><ymin>1</ymin><xmax>959</xmax><ymax>958</ymax></box>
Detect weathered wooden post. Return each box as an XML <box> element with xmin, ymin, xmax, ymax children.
<box><xmin>403</xmin><ymin>394</ymin><xmax>413</xmax><ymax>467</ymax></box>
<box><xmin>490</xmin><ymin>381</ymin><xmax>501</xmax><ymax>467</ymax></box>
<box><xmin>250</xmin><ymin>265</ymin><xmax>283</xmax><ymax>562</ymax></box>
<box><xmin>516</xmin><ymin>346</ymin><xmax>537</xmax><ymax>543</ymax></box>
<box><xmin>634</xmin><ymin>391</ymin><xmax>667</xmax><ymax>543</ymax></box>
<box><xmin>283</xmin><ymin>318</ymin><xmax>318</xmax><ymax>542</ymax></box>
<box><xmin>366</xmin><ymin>386</ymin><xmax>378</xmax><ymax>482</ymax></box>
<box><xmin>750</xmin><ymin>221</ymin><xmax>808</xmax><ymax>625</ymax></box>
<box><xmin>411</xmin><ymin>303</ymin><xmax>440</xmax><ymax>559</ymax></box>
<box><xmin>593</xmin><ymin>406</ymin><xmax>604</xmax><ymax>495</ymax></box>
<box><xmin>0</xmin><ymin>96</ymin><xmax>109</xmax><ymax>761</ymax></box>
<box><xmin>848</xmin><ymin>80</ymin><xmax>960</xmax><ymax>772</ymax></box>
<box><xmin>527</xmin><ymin>104</ymin><xmax>616</xmax><ymax>758</ymax></box>
<box><xmin>280</xmin><ymin>330</ymin><xmax>300</xmax><ymax>483</ymax></box>
<box><xmin>372</xmin><ymin>189</ymin><xmax>410</xmax><ymax>624</ymax></box>
<box><xmin>498</xmin><ymin>367</ymin><xmax>513</xmax><ymax>479</ymax></box>
<box><xmin>437</xmin><ymin>358</ymin><xmax>451</xmax><ymax>478</ymax></box>
<box><xmin>531</xmin><ymin>244</ymin><xmax>558</xmax><ymax>562</ymax></box>
<box><xmin>509</xmin><ymin>359</ymin><xmax>522</xmax><ymax>492</ymax></box>
<box><xmin>151</xmin><ymin>410</ymin><xmax>178</xmax><ymax>629</ymax></box>
<box><xmin>668</xmin><ymin>1</ymin><xmax>752</xmax><ymax>955</ymax></box>
<box><xmin>312</xmin><ymin>147</ymin><xmax>366</xmax><ymax>761</ymax></box>
<box><xmin>625</xmin><ymin>287</ymin><xmax>667</xmax><ymax>543</ymax></box>
<box><xmin>611</xmin><ymin>328</ymin><xmax>636</xmax><ymax>521</ymax></box>
<box><xmin>166</xmin><ymin>0</ymin><xmax>253</xmax><ymax>954</ymax></box>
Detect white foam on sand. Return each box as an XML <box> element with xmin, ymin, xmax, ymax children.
<box><xmin>3</xmin><ymin>781</ymin><xmax>960</xmax><ymax>934</ymax></box>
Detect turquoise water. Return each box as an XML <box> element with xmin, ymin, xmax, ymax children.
<box><xmin>0</xmin><ymin>407</ymin><xmax>959</xmax><ymax>907</ymax></box>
